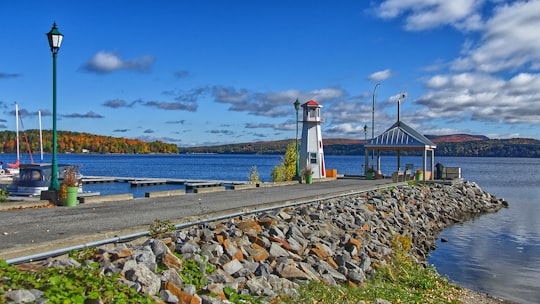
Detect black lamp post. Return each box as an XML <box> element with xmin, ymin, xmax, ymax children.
<box><xmin>294</xmin><ymin>98</ymin><xmax>301</xmax><ymax>179</ymax></box>
<box><xmin>46</xmin><ymin>22</ymin><xmax>63</xmax><ymax>191</ymax></box>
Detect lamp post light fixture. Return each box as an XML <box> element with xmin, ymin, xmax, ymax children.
<box><xmin>363</xmin><ymin>124</ymin><xmax>368</xmax><ymax>142</ymax></box>
<box><xmin>294</xmin><ymin>98</ymin><xmax>301</xmax><ymax>179</ymax></box>
<box><xmin>46</xmin><ymin>22</ymin><xmax>63</xmax><ymax>191</ymax></box>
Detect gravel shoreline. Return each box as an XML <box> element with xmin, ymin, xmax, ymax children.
<box><xmin>459</xmin><ymin>288</ymin><xmax>517</xmax><ymax>304</ymax></box>
<box><xmin>6</xmin><ymin>181</ymin><xmax>513</xmax><ymax>303</ymax></box>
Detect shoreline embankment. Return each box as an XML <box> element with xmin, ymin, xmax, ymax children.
<box><xmin>8</xmin><ymin>181</ymin><xmax>509</xmax><ymax>303</ymax></box>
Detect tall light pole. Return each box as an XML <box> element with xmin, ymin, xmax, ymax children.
<box><xmin>47</xmin><ymin>22</ymin><xmax>63</xmax><ymax>191</ymax></box>
<box><xmin>371</xmin><ymin>83</ymin><xmax>380</xmax><ymax>167</ymax></box>
<box><xmin>294</xmin><ymin>98</ymin><xmax>301</xmax><ymax>180</ymax></box>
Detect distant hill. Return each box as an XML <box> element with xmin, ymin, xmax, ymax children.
<box><xmin>178</xmin><ymin>135</ymin><xmax>540</xmax><ymax>158</ymax></box>
<box><xmin>426</xmin><ymin>134</ymin><xmax>489</xmax><ymax>143</ymax></box>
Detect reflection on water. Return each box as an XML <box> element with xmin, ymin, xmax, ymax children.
<box><xmin>428</xmin><ymin>157</ymin><xmax>540</xmax><ymax>304</ymax></box>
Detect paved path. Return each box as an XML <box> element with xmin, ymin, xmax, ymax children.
<box><xmin>0</xmin><ymin>178</ymin><xmax>394</xmax><ymax>261</ymax></box>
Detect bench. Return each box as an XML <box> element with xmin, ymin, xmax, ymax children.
<box><xmin>442</xmin><ymin>167</ymin><xmax>461</xmax><ymax>179</ymax></box>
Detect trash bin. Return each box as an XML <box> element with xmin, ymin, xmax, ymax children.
<box><xmin>436</xmin><ymin>162</ymin><xmax>444</xmax><ymax>180</ymax></box>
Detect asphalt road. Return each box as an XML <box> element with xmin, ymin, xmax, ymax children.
<box><xmin>0</xmin><ymin>178</ymin><xmax>393</xmax><ymax>261</ymax></box>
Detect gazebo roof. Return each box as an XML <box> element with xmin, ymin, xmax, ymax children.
<box><xmin>365</xmin><ymin>121</ymin><xmax>436</xmax><ymax>150</ymax></box>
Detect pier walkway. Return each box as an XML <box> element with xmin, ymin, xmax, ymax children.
<box><xmin>0</xmin><ymin>177</ymin><xmax>393</xmax><ymax>261</ymax></box>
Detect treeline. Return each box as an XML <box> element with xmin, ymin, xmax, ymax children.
<box><xmin>178</xmin><ymin>139</ymin><xmax>294</xmax><ymax>154</ymax></box>
<box><xmin>435</xmin><ymin>138</ymin><xmax>540</xmax><ymax>157</ymax></box>
<box><xmin>0</xmin><ymin>130</ymin><xmax>179</xmax><ymax>154</ymax></box>
<box><xmin>178</xmin><ymin>138</ymin><xmax>540</xmax><ymax>157</ymax></box>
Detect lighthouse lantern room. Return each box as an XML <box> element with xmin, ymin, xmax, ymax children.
<box><xmin>299</xmin><ymin>100</ymin><xmax>326</xmax><ymax>178</ymax></box>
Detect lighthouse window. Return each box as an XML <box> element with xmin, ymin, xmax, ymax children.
<box><xmin>309</xmin><ymin>108</ymin><xmax>317</xmax><ymax>118</ymax></box>
<box><xmin>310</xmin><ymin>153</ymin><xmax>317</xmax><ymax>164</ymax></box>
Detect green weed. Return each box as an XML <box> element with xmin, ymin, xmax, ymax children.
<box><xmin>149</xmin><ymin>219</ymin><xmax>176</xmax><ymax>238</ymax></box>
<box><xmin>0</xmin><ymin>260</ymin><xmax>155</xmax><ymax>303</ymax></box>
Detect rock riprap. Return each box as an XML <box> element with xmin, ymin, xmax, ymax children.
<box><xmin>9</xmin><ymin>181</ymin><xmax>507</xmax><ymax>303</ymax></box>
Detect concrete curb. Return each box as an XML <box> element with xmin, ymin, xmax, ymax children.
<box><xmin>79</xmin><ymin>193</ymin><xmax>134</xmax><ymax>204</ymax></box>
<box><xmin>0</xmin><ymin>200</ymin><xmax>51</xmax><ymax>211</ymax></box>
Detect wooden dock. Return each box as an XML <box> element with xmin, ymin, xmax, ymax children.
<box><xmin>81</xmin><ymin>176</ymin><xmax>250</xmax><ymax>189</ymax></box>
<box><xmin>129</xmin><ymin>179</ymin><xmax>167</xmax><ymax>187</ymax></box>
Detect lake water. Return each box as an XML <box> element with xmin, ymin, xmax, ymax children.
<box><xmin>427</xmin><ymin>157</ymin><xmax>540</xmax><ymax>304</ymax></box>
<box><xmin>3</xmin><ymin>153</ymin><xmax>539</xmax><ymax>303</ymax></box>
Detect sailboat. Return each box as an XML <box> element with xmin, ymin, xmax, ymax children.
<box><xmin>6</xmin><ymin>106</ymin><xmax>95</xmax><ymax>197</ymax></box>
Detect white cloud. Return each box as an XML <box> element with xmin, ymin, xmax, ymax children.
<box><xmin>368</xmin><ymin>69</ymin><xmax>393</xmax><ymax>81</ymax></box>
<box><xmin>372</xmin><ymin>1</ymin><xmax>540</xmax><ymax>128</ymax></box>
<box><xmin>90</xmin><ymin>52</ymin><xmax>123</xmax><ymax>71</ymax></box>
<box><xmin>417</xmin><ymin>71</ymin><xmax>540</xmax><ymax>124</ymax></box>
<box><xmin>376</xmin><ymin>0</ymin><xmax>483</xmax><ymax>31</ymax></box>
<box><xmin>81</xmin><ymin>51</ymin><xmax>154</xmax><ymax>74</ymax></box>
<box><xmin>453</xmin><ymin>1</ymin><xmax>540</xmax><ymax>72</ymax></box>
<box><xmin>425</xmin><ymin>75</ymin><xmax>449</xmax><ymax>89</ymax></box>
<box><xmin>325</xmin><ymin>123</ymin><xmax>366</xmax><ymax>135</ymax></box>
<box><xmin>212</xmin><ymin>86</ymin><xmax>345</xmax><ymax>118</ymax></box>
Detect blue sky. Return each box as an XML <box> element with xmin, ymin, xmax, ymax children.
<box><xmin>1</xmin><ymin>1</ymin><xmax>539</xmax><ymax>147</ymax></box>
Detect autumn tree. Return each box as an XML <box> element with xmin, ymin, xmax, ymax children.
<box><xmin>271</xmin><ymin>141</ymin><xmax>297</xmax><ymax>182</ymax></box>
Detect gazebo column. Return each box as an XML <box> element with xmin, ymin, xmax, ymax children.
<box><xmin>423</xmin><ymin>148</ymin><xmax>427</xmax><ymax>181</ymax></box>
<box><xmin>431</xmin><ymin>149</ymin><xmax>435</xmax><ymax>180</ymax></box>
<box><xmin>364</xmin><ymin>148</ymin><xmax>369</xmax><ymax>175</ymax></box>
<box><xmin>397</xmin><ymin>150</ymin><xmax>401</xmax><ymax>171</ymax></box>
<box><xmin>377</xmin><ymin>150</ymin><xmax>381</xmax><ymax>172</ymax></box>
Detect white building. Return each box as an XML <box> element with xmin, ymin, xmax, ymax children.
<box><xmin>299</xmin><ymin>100</ymin><xmax>326</xmax><ymax>178</ymax></box>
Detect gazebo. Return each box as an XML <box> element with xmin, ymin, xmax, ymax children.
<box><xmin>364</xmin><ymin>121</ymin><xmax>436</xmax><ymax>181</ymax></box>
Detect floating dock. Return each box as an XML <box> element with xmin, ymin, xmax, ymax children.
<box><xmin>81</xmin><ymin>176</ymin><xmax>249</xmax><ymax>189</ymax></box>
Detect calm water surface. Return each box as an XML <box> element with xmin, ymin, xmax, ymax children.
<box><xmin>3</xmin><ymin>154</ymin><xmax>538</xmax><ymax>303</ymax></box>
<box><xmin>427</xmin><ymin>157</ymin><xmax>540</xmax><ymax>304</ymax></box>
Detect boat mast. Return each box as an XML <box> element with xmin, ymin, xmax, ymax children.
<box><xmin>15</xmin><ymin>103</ymin><xmax>20</xmax><ymax>164</ymax></box>
<box><xmin>18</xmin><ymin>108</ymin><xmax>34</xmax><ymax>164</ymax></box>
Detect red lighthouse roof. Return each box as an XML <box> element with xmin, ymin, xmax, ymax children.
<box><xmin>303</xmin><ymin>100</ymin><xmax>322</xmax><ymax>107</ymax></box>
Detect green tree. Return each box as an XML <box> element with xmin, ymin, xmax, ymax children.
<box><xmin>271</xmin><ymin>141</ymin><xmax>297</xmax><ymax>182</ymax></box>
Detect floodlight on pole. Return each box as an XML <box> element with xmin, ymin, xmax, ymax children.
<box><xmin>363</xmin><ymin>124</ymin><xmax>368</xmax><ymax>142</ymax></box>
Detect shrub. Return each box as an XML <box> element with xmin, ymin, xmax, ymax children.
<box><xmin>248</xmin><ymin>165</ymin><xmax>260</xmax><ymax>184</ymax></box>
<box><xmin>271</xmin><ymin>141</ymin><xmax>296</xmax><ymax>182</ymax></box>
<box><xmin>0</xmin><ymin>186</ymin><xmax>8</xmax><ymax>202</ymax></box>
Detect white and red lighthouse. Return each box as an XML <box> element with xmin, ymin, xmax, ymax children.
<box><xmin>299</xmin><ymin>100</ymin><xmax>326</xmax><ymax>178</ymax></box>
